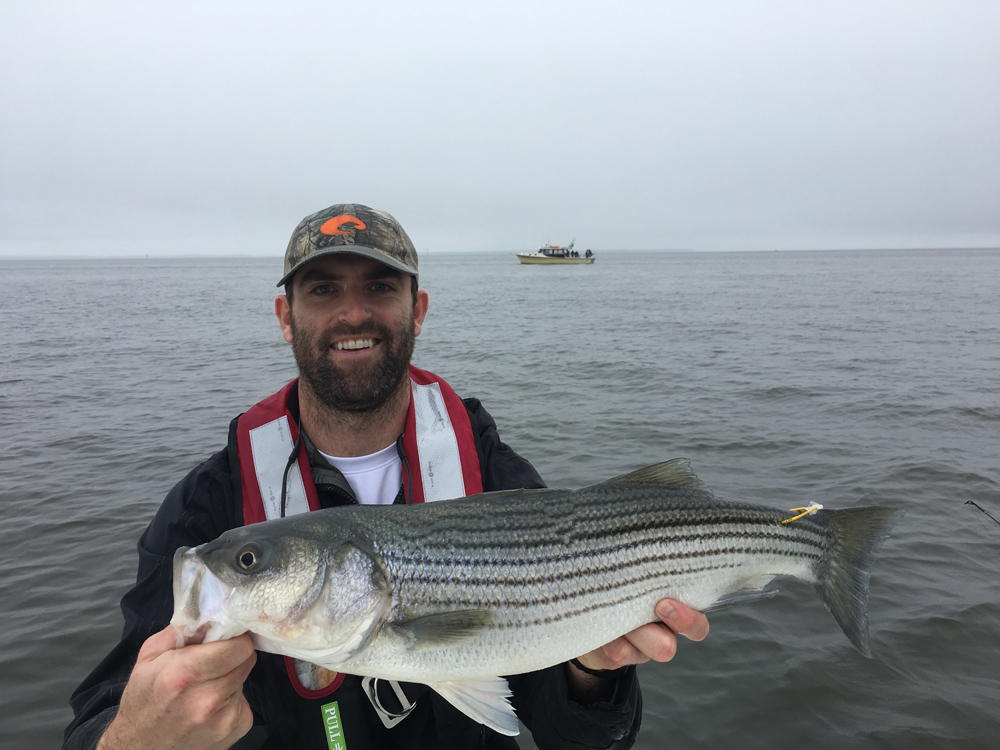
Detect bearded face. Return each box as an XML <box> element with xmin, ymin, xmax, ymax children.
<box><xmin>289</xmin><ymin>308</ymin><xmax>416</xmax><ymax>413</ymax></box>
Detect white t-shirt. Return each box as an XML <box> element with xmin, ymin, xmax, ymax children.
<box><xmin>318</xmin><ymin>443</ymin><xmax>402</xmax><ymax>506</ymax></box>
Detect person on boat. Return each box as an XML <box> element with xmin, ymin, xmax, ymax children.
<box><xmin>63</xmin><ymin>203</ymin><xmax>709</xmax><ymax>750</ymax></box>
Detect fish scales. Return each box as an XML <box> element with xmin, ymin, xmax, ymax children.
<box><xmin>332</xmin><ymin>486</ymin><xmax>832</xmax><ymax>679</ymax></box>
<box><xmin>171</xmin><ymin>458</ymin><xmax>902</xmax><ymax>736</ymax></box>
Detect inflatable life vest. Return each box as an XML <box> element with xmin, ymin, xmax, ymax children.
<box><xmin>234</xmin><ymin>365</ymin><xmax>483</xmax><ymax>700</ymax></box>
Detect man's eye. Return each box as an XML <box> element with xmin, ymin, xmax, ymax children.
<box><xmin>313</xmin><ymin>284</ymin><xmax>334</xmax><ymax>295</ymax></box>
<box><xmin>371</xmin><ymin>282</ymin><xmax>393</xmax><ymax>293</ymax></box>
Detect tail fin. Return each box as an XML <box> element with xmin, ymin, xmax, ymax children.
<box><xmin>816</xmin><ymin>506</ymin><xmax>903</xmax><ymax>658</ymax></box>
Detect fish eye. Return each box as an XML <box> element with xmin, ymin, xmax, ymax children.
<box><xmin>237</xmin><ymin>547</ymin><xmax>260</xmax><ymax>571</ymax></box>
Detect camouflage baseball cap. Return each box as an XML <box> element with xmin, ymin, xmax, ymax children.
<box><xmin>278</xmin><ymin>203</ymin><xmax>418</xmax><ymax>287</ymax></box>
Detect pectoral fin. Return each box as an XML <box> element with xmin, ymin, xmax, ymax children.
<box><xmin>431</xmin><ymin>676</ymin><xmax>518</xmax><ymax>736</ymax></box>
<box><xmin>392</xmin><ymin>610</ymin><xmax>494</xmax><ymax>650</ymax></box>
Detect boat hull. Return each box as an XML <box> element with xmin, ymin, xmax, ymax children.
<box><xmin>516</xmin><ymin>253</ymin><xmax>595</xmax><ymax>265</ymax></box>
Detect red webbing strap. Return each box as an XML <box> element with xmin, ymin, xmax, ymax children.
<box><xmin>236</xmin><ymin>379</ymin><xmax>321</xmax><ymax>526</ymax></box>
<box><xmin>404</xmin><ymin>365</ymin><xmax>484</xmax><ymax>503</ymax></box>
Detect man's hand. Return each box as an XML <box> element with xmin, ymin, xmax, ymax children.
<box><xmin>566</xmin><ymin>599</ymin><xmax>709</xmax><ymax>702</ymax></box>
<box><xmin>579</xmin><ymin>598</ymin><xmax>709</xmax><ymax>670</ymax></box>
<box><xmin>97</xmin><ymin>625</ymin><xmax>257</xmax><ymax>750</ymax></box>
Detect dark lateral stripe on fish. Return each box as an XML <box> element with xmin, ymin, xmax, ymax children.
<box><xmin>375</xmin><ymin>510</ymin><xmax>827</xmax><ymax>552</ymax></box>
<box><xmin>433</xmin><ymin>510</ymin><xmax>794</xmax><ymax>535</ymax></box>
<box><xmin>388</xmin><ymin>533</ymin><xmax>826</xmax><ymax>578</ymax></box>
<box><xmin>388</xmin><ymin>541</ymin><xmax>824</xmax><ymax>582</ymax></box>
<box><xmin>494</xmin><ymin>585</ymin><xmax>708</xmax><ymax>631</ymax></box>
<box><xmin>395</xmin><ymin>543</ymin><xmax>823</xmax><ymax>590</ymax></box>
<box><xmin>390</xmin><ymin>507</ymin><xmax>828</xmax><ymax>539</ymax></box>
<box><xmin>403</xmin><ymin>560</ymin><xmax>779</xmax><ymax>628</ymax></box>
<box><xmin>399</xmin><ymin>494</ymin><xmax>795</xmax><ymax>519</ymax></box>
<box><xmin>394</xmin><ymin>525</ymin><xmax>827</xmax><ymax>555</ymax></box>
<box><xmin>382</xmin><ymin>527</ymin><xmax>827</xmax><ymax>572</ymax></box>
<box><xmin>409</xmin><ymin>560</ymin><xmax>773</xmax><ymax>612</ymax></box>
<box><xmin>391</xmin><ymin>544</ymin><xmax>823</xmax><ymax>612</ymax></box>
<box><xmin>573</xmin><ymin>516</ymin><xmax>827</xmax><ymax>543</ymax></box>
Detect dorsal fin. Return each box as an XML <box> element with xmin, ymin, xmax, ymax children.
<box><xmin>603</xmin><ymin>458</ymin><xmax>705</xmax><ymax>489</ymax></box>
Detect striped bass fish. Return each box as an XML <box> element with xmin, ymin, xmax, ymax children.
<box><xmin>171</xmin><ymin>459</ymin><xmax>901</xmax><ymax>735</ymax></box>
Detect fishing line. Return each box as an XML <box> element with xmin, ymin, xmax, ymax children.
<box><xmin>280</xmin><ymin>417</ymin><xmax>304</xmax><ymax>518</ymax></box>
<box><xmin>965</xmin><ymin>500</ymin><xmax>1000</xmax><ymax>528</ymax></box>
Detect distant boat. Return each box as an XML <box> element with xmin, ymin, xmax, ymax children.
<box><xmin>516</xmin><ymin>239</ymin><xmax>595</xmax><ymax>265</ymax></box>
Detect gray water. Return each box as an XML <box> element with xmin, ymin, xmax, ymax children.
<box><xmin>1</xmin><ymin>249</ymin><xmax>998</xmax><ymax>749</ymax></box>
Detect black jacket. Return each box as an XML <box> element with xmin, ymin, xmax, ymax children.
<box><xmin>64</xmin><ymin>396</ymin><xmax>642</xmax><ymax>750</ymax></box>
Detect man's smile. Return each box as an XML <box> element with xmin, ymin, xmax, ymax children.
<box><xmin>332</xmin><ymin>337</ymin><xmax>378</xmax><ymax>352</ymax></box>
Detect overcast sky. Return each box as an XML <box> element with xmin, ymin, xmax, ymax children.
<box><xmin>2</xmin><ymin>0</ymin><xmax>998</xmax><ymax>256</ymax></box>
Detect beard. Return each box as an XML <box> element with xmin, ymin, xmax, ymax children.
<box><xmin>290</xmin><ymin>312</ymin><xmax>415</xmax><ymax>414</ymax></box>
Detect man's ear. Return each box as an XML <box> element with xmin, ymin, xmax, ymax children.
<box><xmin>413</xmin><ymin>289</ymin><xmax>429</xmax><ymax>337</ymax></box>
<box><xmin>275</xmin><ymin>294</ymin><xmax>294</xmax><ymax>343</ymax></box>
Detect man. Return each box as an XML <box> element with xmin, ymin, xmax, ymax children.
<box><xmin>64</xmin><ymin>204</ymin><xmax>709</xmax><ymax>750</ymax></box>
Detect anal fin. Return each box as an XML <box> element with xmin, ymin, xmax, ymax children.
<box><xmin>703</xmin><ymin>576</ymin><xmax>779</xmax><ymax>612</ymax></box>
<box><xmin>431</xmin><ymin>676</ymin><xmax>518</xmax><ymax>736</ymax></box>
<box><xmin>702</xmin><ymin>589</ymin><xmax>779</xmax><ymax>612</ymax></box>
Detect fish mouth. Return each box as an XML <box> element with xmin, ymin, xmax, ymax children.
<box><xmin>170</xmin><ymin>546</ymin><xmax>237</xmax><ymax>646</ymax></box>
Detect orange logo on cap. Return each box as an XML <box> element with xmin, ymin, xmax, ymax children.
<box><xmin>320</xmin><ymin>215</ymin><xmax>367</xmax><ymax>235</ymax></box>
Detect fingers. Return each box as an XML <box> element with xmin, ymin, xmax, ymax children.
<box><xmin>618</xmin><ymin>599</ymin><xmax>709</xmax><ymax>664</ymax></box>
<box><xmin>574</xmin><ymin>628</ymin><xmax>661</xmax><ymax>672</ymax></box>
<box><xmin>155</xmin><ymin>635</ymin><xmax>255</xmax><ymax>711</ymax></box>
<box><xmin>135</xmin><ymin>624</ymin><xmax>181</xmax><ymax>664</ymax></box>
<box><xmin>573</xmin><ymin>598</ymin><xmax>711</xmax><ymax>672</ymax></box>
<box><xmin>587</xmin><ymin>636</ymin><xmax>647</xmax><ymax>671</ymax></box>
<box><xmin>183</xmin><ymin>634</ymin><xmax>258</xmax><ymax>683</ymax></box>
<box><xmin>208</xmin><ymin>642</ymin><xmax>258</xmax><ymax>704</ymax></box>
<box><xmin>623</xmin><ymin>622</ymin><xmax>680</xmax><ymax>663</ymax></box>
<box><xmin>100</xmin><ymin>631</ymin><xmax>258</xmax><ymax>750</ymax></box>
<box><xmin>616</xmin><ymin>598</ymin><xmax>709</xmax><ymax>665</ymax></box>
<box><xmin>179</xmin><ymin>645</ymin><xmax>257</xmax><ymax>749</ymax></box>
<box><xmin>181</xmin><ymin>669</ymin><xmax>255</xmax><ymax>739</ymax></box>
<box><xmin>655</xmin><ymin>599</ymin><xmax>710</xmax><ymax>642</ymax></box>
<box><xmin>137</xmin><ymin>627</ymin><xmax>256</xmax><ymax>681</ymax></box>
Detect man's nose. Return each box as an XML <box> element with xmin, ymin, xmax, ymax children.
<box><xmin>339</xmin><ymin>289</ymin><xmax>371</xmax><ymax>325</ymax></box>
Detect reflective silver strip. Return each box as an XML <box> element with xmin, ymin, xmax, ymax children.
<box><xmin>361</xmin><ymin>677</ymin><xmax>417</xmax><ymax>728</ymax></box>
<box><xmin>410</xmin><ymin>379</ymin><xmax>465</xmax><ymax>503</ymax></box>
<box><xmin>248</xmin><ymin>416</ymin><xmax>309</xmax><ymax>519</ymax></box>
